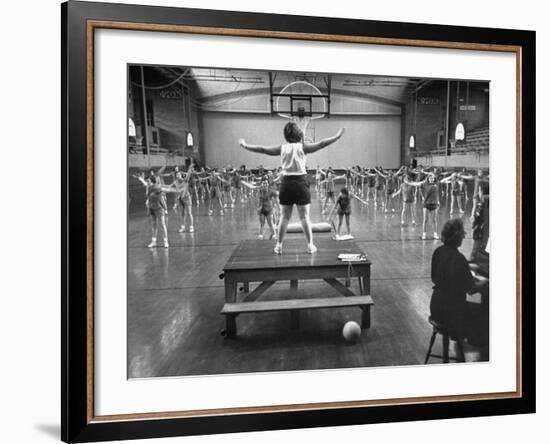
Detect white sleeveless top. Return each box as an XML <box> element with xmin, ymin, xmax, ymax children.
<box><xmin>280</xmin><ymin>142</ymin><xmax>307</xmax><ymax>175</ymax></box>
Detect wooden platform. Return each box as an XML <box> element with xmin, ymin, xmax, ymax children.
<box><xmin>221</xmin><ymin>238</ymin><xmax>372</xmax><ymax>338</ymax></box>
<box><xmin>223</xmin><ymin>237</ymin><xmax>370</xmax><ymax>272</ymax></box>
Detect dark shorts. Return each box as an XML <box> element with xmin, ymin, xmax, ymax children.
<box><xmin>404</xmin><ymin>199</ymin><xmax>414</xmax><ymax>204</ymax></box>
<box><xmin>279</xmin><ymin>175</ymin><xmax>311</xmax><ymax>206</ymax></box>
<box><xmin>326</xmin><ymin>191</ymin><xmax>335</xmax><ymax>199</ymax></box>
<box><xmin>178</xmin><ymin>195</ymin><xmax>191</xmax><ymax>208</ymax></box>
<box><xmin>424</xmin><ymin>202</ymin><xmax>439</xmax><ymax>211</ymax></box>
<box><xmin>337</xmin><ymin>209</ymin><xmax>351</xmax><ymax>216</ymax></box>
<box><xmin>258</xmin><ymin>207</ymin><xmax>273</xmax><ymax>217</ymax></box>
<box><xmin>453</xmin><ymin>190</ymin><xmax>465</xmax><ymax>196</ymax></box>
<box><xmin>148</xmin><ymin>207</ymin><xmax>166</xmax><ymax>219</ymax></box>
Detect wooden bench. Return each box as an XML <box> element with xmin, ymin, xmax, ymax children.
<box><xmin>221</xmin><ymin>295</ymin><xmax>374</xmax><ymax>338</ymax></box>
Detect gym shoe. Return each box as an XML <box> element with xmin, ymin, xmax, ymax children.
<box><xmin>258</xmin><ymin>234</ymin><xmax>264</xmax><ymax>239</ymax></box>
<box><xmin>274</xmin><ymin>243</ymin><xmax>282</xmax><ymax>254</ymax></box>
<box><xmin>178</xmin><ymin>225</ymin><xmax>186</xmax><ymax>233</ymax></box>
<box><xmin>412</xmin><ymin>220</ymin><xmax>416</xmax><ymax>226</ymax></box>
<box><xmin>433</xmin><ymin>232</ymin><xmax>440</xmax><ymax>240</ymax></box>
<box><xmin>220</xmin><ymin>210</ymin><xmax>225</xmax><ymax>215</ymax></box>
<box><xmin>421</xmin><ymin>232</ymin><xmax>427</xmax><ymax>240</ymax></box>
<box><xmin>307</xmin><ymin>244</ymin><xmax>318</xmax><ymax>254</ymax></box>
<box><xmin>188</xmin><ymin>226</ymin><xmax>194</xmax><ymax>233</ymax></box>
<box><xmin>162</xmin><ymin>238</ymin><xmax>169</xmax><ymax>248</ymax></box>
<box><xmin>147</xmin><ymin>240</ymin><xmax>157</xmax><ymax>248</ymax></box>
<box><xmin>208</xmin><ymin>210</ymin><xmax>213</xmax><ymax>215</ymax></box>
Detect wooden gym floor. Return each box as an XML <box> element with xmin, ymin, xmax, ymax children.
<box><xmin>127</xmin><ymin>186</ymin><xmax>486</xmax><ymax>379</ymax></box>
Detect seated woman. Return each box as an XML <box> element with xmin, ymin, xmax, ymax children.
<box><xmin>430</xmin><ymin>218</ymin><xmax>486</xmax><ymax>361</ymax></box>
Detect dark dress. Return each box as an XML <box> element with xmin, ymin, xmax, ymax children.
<box><xmin>430</xmin><ymin>244</ymin><xmax>474</xmax><ymax>339</ymax></box>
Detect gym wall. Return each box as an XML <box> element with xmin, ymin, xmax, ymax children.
<box><xmin>200</xmin><ymin>112</ymin><xmax>402</xmax><ymax>169</ymax></box>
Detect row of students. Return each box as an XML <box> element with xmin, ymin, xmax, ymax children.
<box><xmin>133</xmin><ymin>163</ymin><xmax>287</xmax><ymax>247</ymax></box>
<box><xmin>133</xmin><ymin>155</ymin><xmax>487</xmax><ymax>250</ymax></box>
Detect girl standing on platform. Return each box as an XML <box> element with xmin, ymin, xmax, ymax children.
<box><xmin>239</xmin><ymin>122</ymin><xmax>345</xmax><ymax>254</ymax></box>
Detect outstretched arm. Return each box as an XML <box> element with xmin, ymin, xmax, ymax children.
<box><xmin>239</xmin><ymin>139</ymin><xmax>281</xmax><ymax>156</ymax></box>
<box><xmin>404</xmin><ymin>177</ymin><xmax>427</xmax><ymax>187</ymax></box>
<box><xmin>374</xmin><ymin>167</ymin><xmax>388</xmax><ymax>178</ymax></box>
<box><xmin>240</xmin><ymin>180</ymin><xmax>258</xmax><ymax>190</ymax></box>
<box><xmin>133</xmin><ymin>173</ymin><xmax>148</xmax><ymax>187</ymax></box>
<box><xmin>303</xmin><ymin>128</ymin><xmax>345</xmax><ymax>154</ymax></box>
<box><xmin>392</xmin><ymin>188</ymin><xmax>402</xmax><ymax>199</ymax></box>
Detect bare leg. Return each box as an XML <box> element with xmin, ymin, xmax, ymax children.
<box><xmin>186</xmin><ymin>206</ymin><xmax>194</xmax><ymax>229</ymax></box>
<box><xmin>208</xmin><ymin>194</ymin><xmax>214</xmax><ymax>214</ymax></box>
<box><xmin>194</xmin><ymin>188</ymin><xmax>199</xmax><ymax>205</ymax></box>
<box><xmin>158</xmin><ymin>213</ymin><xmax>168</xmax><ymax>246</ymax></box>
<box><xmin>258</xmin><ymin>213</ymin><xmax>265</xmax><ymax>238</ymax></box>
<box><xmin>266</xmin><ymin>214</ymin><xmax>275</xmax><ymax>239</ymax></box>
<box><xmin>432</xmin><ymin>209</ymin><xmax>439</xmax><ymax>238</ymax></box>
<box><xmin>345</xmin><ymin>213</ymin><xmax>350</xmax><ymax>234</ymax></box>
<box><xmin>296</xmin><ymin>204</ymin><xmax>315</xmax><ymax>251</ymax></box>
<box><xmin>422</xmin><ymin>207</ymin><xmax>428</xmax><ymax>239</ymax></box>
<box><xmin>410</xmin><ymin>202</ymin><xmax>416</xmax><ymax>225</ymax></box>
<box><xmin>470</xmin><ymin>195</ymin><xmax>479</xmax><ymax>220</ymax></box>
<box><xmin>401</xmin><ymin>202</ymin><xmax>406</xmax><ymax>225</ymax></box>
<box><xmin>277</xmin><ymin>204</ymin><xmax>293</xmax><ymax>247</ymax></box>
<box><xmin>337</xmin><ymin>213</ymin><xmax>343</xmax><ymax>235</ymax></box>
<box><xmin>149</xmin><ymin>214</ymin><xmax>158</xmax><ymax>245</ymax></box>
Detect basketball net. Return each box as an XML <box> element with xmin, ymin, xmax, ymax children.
<box><xmin>294</xmin><ymin>116</ymin><xmax>312</xmax><ymax>143</ymax></box>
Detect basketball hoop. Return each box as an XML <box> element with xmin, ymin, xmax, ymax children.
<box><xmin>273</xmin><ymin>80</ymin><xmax>328</xmax><ymax>143</ymax></box>
<box><xmin>274</xmin><ymin>80</ymin><xmax>327</xmax><ymax>121</ymax></box>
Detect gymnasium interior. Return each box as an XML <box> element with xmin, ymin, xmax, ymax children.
<box><xmin>127</xmin><ymin>65</ymin><xmax>490</xmax><ymax>378</ymax></box>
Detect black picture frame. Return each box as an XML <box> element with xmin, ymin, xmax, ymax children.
<box><xmin>62</xmin><ymin>1</ymin><xmax>536</xmax><ymax>442</ymax></box>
